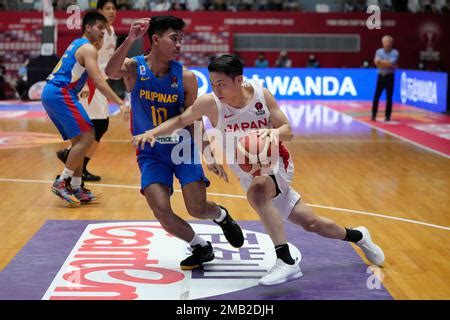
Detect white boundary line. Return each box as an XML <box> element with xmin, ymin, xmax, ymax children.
<box><xmin>320</xmin><ymin>104</ymin><xmax>450</xmax><ymax>159</ymax></box>
<box><xmin>0</xmin><ymin>178</ymin><xmax>448</xmax><ymax>231</ymax></box>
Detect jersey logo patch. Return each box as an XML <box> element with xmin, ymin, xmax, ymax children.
<box><xmin>139</xmin><ymin>65</ymin><xmax>146</xmax><ymax>76</ymax></box>
<box><xmin>255</xmin><ymin>102</ymin><xmax>265</xmax><ymax>116</ymax></box>
<box><xmin>171</xmin><ymin>75</ymin><xmax>178</xmax><ymax>88</ymax></box>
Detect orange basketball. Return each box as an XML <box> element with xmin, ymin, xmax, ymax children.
<box><xmin>236</xmin><ymin>131</ymin><xmax>272</xmax><ymax>176</ymax></box>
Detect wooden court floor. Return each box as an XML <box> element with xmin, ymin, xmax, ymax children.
<box><xmin>0</xmin><ymin>107</ymin><xmax>449</xmax><ymax>300</ymax></box>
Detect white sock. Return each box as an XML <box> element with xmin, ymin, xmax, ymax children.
<box><xmin>60</xmin><ymin>167</ymin><xmax>74</xmax><ymax>180</ymax></box>
<box><xmin>189</xmin><ymin>234</ymin><xmax>208</xmax><ymax>247</ymax></box>
<box><xmin>214</xmin><ymin>207</ymin><xmax>227</xmax><ymax>223</ymax></box>
<box><xmin>71</xmin><ymin>176</ymin><xmax>82</xmax><ymax>189</ymax></box>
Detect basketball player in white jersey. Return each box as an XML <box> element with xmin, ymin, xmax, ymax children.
<box><xmin>132</xmin><ymin>54</ymin><xmax>385</xmax><ymax>286</ymax></box>
<box><xmin>56</xmin><ymin>0</ymin><xmax>124</xmax><ymax>181</ymax></box>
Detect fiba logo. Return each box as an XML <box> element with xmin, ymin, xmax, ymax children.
<box><xmin>255</xmin><ymin>102</ymin><xmax>265</xmax><ymax>115</ymax></box>
<box><xmin>400</xmin><ymin>72</ymin><xmax>408</xmax><ymax>104</ymax></box>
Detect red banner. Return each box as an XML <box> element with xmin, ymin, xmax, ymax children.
<box><xmin>0</xmin><ymin>11</ymin><xmax>448</xmax><ymax>97</ymax></box>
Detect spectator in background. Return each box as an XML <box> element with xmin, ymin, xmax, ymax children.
<box><xmin>132</xmin><ymin>0</ymin><xmax>147</xmax><ymax>10</ymax></box>
<box><xmin>255</xmin><ymin>52</ymin><xmax>269</xmax><ymax>68</ymax></box>
<box><xmin>171</xmin><ymin>0</ymin><xmax>187</xmax><ymax>10</ymax></box>
<box><xmin>343</xmin><ymin>0</ymin><xmax>356</xmax><ymax>11</ymax></box>
<box><xmin>151</xmin><ymin>0</ymin><xmax>171</xmax><ymax>11</ymax></box>
<box><xmin>371</xmin><ymin>35</ymin><xmax>399</xmax><ymax>122</ymax></box>
<box><xmin>186</xmin><ymin>0</ymin><xmax>201</xmax><ymax>11</ymax></box>
<box><xmin>268</xmin><ymin>0</ymin><xmax>283</xmax><ymax>10</ymax></box>
<box><xmin>116</xmin><ymin>0</ymin><xmax>131</xmax><ymax>10</ymax></box>
<box><xmin>306</xmin><ymin>54</ymin><xmax>320</xmax><ymax>68</ymax></box>
<box><xmin>238</xmin><ymin>0</ymin><xmax>254</xmax><ymax>11</ymax></box>
<box><xmin>421</xmin><ymin>0</ymin><xmax>436</xmax><ymax>12</ymax></box>
<box><xmin>211</xmin><ymin>0</ymin><xmax>228</xmax><ymax>10</ymax></box>
<box><xmin>361</xmin><ymin>59</ymin><xmax>371</xmax><ymax>68</ymax></box>
<box><xmin>283</xmin><ymin>0</ymin><xmax>300</xmax><ymax>11</ymax></box>
<box><xmin>275</xmin><ymin>51</ymin><xmax>292</xmax><ymax>68</ymax></box>
<box><xmin>408</xmin><ymin>0</ymin><xmax>421</xmax><ymax>12</ymax></box>
<box><xmin>15</xmin><ymin>59</ymin><xmax>29</xmax><ymax>100</ymax></box>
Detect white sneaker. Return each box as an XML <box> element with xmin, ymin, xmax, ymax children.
<box><xmin>354</xmin><ymin>226</ymin><xmax>385</xmax><ymax>266</ymax></box>
<box><xmin>258</xmin><ymin>258</ymin><xmax>303</xmax><ymax>286</ymax></box>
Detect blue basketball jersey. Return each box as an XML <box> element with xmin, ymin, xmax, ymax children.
<box><xmin>130</xmin><ymin>56</ymin><xmax>189</xmax><ymax>157</ymax></box>
<box><xmin>46</xmin><ymin>37</ymin><xmax>90</xmax><ymax>93</ymax></box>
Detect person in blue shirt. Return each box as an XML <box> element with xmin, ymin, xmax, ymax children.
<box><xmin>372</xmin><ymin>35</ymin><xmax>399</xmax><ymax>121</ymax></box>
<box><xmin>41</xmin><ymin>11</ymin><xmax>129</xmax><ymax>207</ymax></box>
<box><xmin>254</xmin><ymin>52</ymin><xmax>269</xmax><ymax>68</ymax></box>
<box><xmin>105</xmin><ymin>16</ymin><xmax>244</xmax><ymax>270</ymax></box>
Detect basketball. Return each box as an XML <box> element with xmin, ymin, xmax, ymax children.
<box><xmin>236</xmin><ymin>131</ymin><xmax>272</xmax><ymax>176</ymax></box>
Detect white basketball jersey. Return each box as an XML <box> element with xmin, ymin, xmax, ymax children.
<box><xmin>211</xmin><ymin>80</ymin><xmax>292</xmax><ymax>178</ymax></box>
<box><xmin>98</xmin><ymin>25</ymin><xmax>117</xmax><ymax>76</ymax></box>
<box><xmin>213</xmin><ymin>80</ymin><xmax>271</xmax><ymax>134</ymax></box>
<box><xmin>80</xmin><ymin>25</ymin><xmax>117</xmax><ymax>119</ymax></box>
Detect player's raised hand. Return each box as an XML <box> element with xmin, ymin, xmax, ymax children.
<box><xmin>128</xmin><ymin>18</ymin><xmax>150</xmax><ymax>41</ymax></box>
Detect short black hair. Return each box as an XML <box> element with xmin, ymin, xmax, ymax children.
<box><xmin>208</xmin><ymin>54</ymin><xmax>244</xmax><ymax>80</ymax></box>
<box><xmin>147</xmin><ymin>15</ymin><xmax>186</xmax><ymax>44</ymax></box>
<box><xmin>82</xmin><ymin>10</ymin><xmax>107</xmax><ymax>32</ymax></box>
<box><xmin>97</xmin><ymin>0</ymin><xmax>117</xmax><ymax>10</ymax></box>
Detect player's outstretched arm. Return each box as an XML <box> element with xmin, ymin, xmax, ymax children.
<box><xmin>80</xmin><ymin>44</ymin><xmax>129</xmax><ymax>119</ymax></box>
<box><xmin>81</xmin><ymin>44</ymin><xmax>124</xmax><ymax>106</ymax></box>
<box><xmin>132</xmin><ymin>95</ymin><xmax>213</xmax><ymax>149</ymax></box>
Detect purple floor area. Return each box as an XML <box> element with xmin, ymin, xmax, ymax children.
<box><xmin>0</xmin><ymin>220</ymin><xmax>392</xmax><ymax>300</ymax></box>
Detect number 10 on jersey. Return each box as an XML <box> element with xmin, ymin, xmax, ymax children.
<box><xmin>150</xmin><ymin>106</ymin><xmax>168</xmax><ymax>126</ymax></box>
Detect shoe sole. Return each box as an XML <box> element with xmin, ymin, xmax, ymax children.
<box><xmin>180</xmin><ymin>253</ymin><xmax>215</xmax><ymax>270</ymax></box>
<box><xmin>51</xmin><ymin>187</ymin><xmax>81</xmax><ymax>207</ymax></box>
<box><xmin>258</xmin><ymin>271</ymin><xmax>303</xmax><ymax>286</ymax></box>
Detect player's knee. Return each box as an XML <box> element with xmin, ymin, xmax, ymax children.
<box><xmin>186</xmin><ymin>201</ymin><xmax>207</xmax><ymax>219</ymax></box>
<box><xmin>302</xmin><ymin>219</ymin><xmax>321</xmax><ymax>233</ymax></box>
<box><xmin>79</xmin><ymin>130</ymin><xmax>95</xmax><ymax>147</ymax></box>
<box><xmin>247</xmin><ymin>177</ymin><xmax>272</xmax><ymax>208</ymax></box>
<box><xmin>152</xmin><ymin>206</ymin><xmax>173</xmax><ymax>222</ymax></box>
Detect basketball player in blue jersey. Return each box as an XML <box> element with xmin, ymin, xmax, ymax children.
<box><xmin>105</xmin><ymin>16</ymin><xmax>244</xmax><ymax>270</ymax></box>
<box><xmin>42</xmin><ymin>11</ymin><xmax>130</xmax><ymax>207</ymax></box>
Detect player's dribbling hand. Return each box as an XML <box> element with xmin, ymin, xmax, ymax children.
<box><xmin>257</xmin><ymin>128</ymin><xmax>279</xmax><ymax>145</ymax></box>
<box><xmin>132</xmin><ymin>130</ymin><xmax>156</xmax><ymax>150</ymax></box>
<box><xmin>128</xmin><ymin>18</ymin><xmax>150</xmax><ymax>41</ymax></box>
<box><xmin>207</xmin><ymin>163</ymin><xmax>229</xmax><ymax>183</ymax></box>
